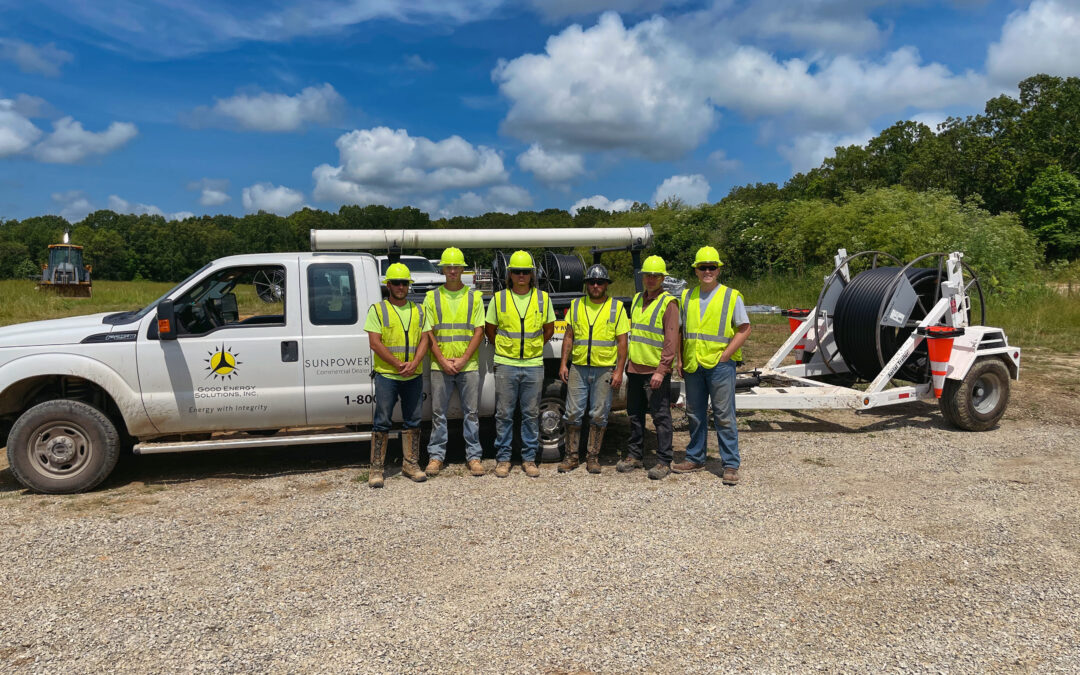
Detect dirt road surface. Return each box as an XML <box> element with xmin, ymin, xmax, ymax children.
<box><xmin>2</xmin><ymin>350</ymin><xmax>1079</xmax><ymax>672</ymax></box>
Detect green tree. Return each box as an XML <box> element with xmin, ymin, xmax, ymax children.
<box><xmin>1022</xmin><ymin>165</ymin><xmax>1080</xmax><ymax>259</ymax></box>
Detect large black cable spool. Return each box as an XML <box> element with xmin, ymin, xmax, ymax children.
<box><xmin>540</xmin><ymin>251</ymin><xmax>586</xmax><ymax>293</ymax></box>
<box><xmin>491</xmin><ymin>250</ymin><xmax>508</xmax><ymax>291</ymax></box>
<box><xmin>834</xmin><ymin>266</ymin><xmax>942</xmax><ymax>382</ymax></box>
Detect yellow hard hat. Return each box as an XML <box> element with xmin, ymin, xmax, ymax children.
<box><xmin>439</xmin><ymin>247</ymin><xmax>466</xmax><ymax>267</ymax></box>
<box><xmin>693</xmin><ymin>246</ymin><xmax>723</xmax><ymax>267</ymax></box>
<box><xmin>508</xmin><ymin>250</ymin><xmax>534</xmax><ymax>270</ymax></box>
<box><xmin>641</xmin><ymin>255</ymin><xmax>667</xmax><ymax>275</ymax></box>
<box><xmin>384</xmin><ymin>262</ymin><xmax>413</xmax><ymax>283</ymax></box>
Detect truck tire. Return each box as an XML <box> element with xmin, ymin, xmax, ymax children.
<box><xmin>7</xmin><ymin>400</ymin><xmax>120</xmax><ymax>494</ymax></box>
<box><xmin>939</xmin><ymin>358</ymin><xmax>1010</xmax><ymax>432</ymax></box>
<box><xmin>538</xmin><ymin>379</ymin><xmax>567</xmax><ymax>462</ymax></box>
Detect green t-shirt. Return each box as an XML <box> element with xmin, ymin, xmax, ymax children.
<box><xmin>422</xmin><ymin>285</ymin><xmax>485</xmax><ymax>372</ymax></box>
<box><xmin>485</xmin><ymin>289</ymin><xmax>556</xmax><ymax>368</ymax></box>
<box><xmin>365</xmin><ymin>301</ymin><xmax>421</xmax><ymax>381</ymax></box>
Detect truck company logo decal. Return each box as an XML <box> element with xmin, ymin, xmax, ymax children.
<box><xmin>205</xmin><ymin>343</ymin><xmax>242</xmax><ymax>380</ymax></box>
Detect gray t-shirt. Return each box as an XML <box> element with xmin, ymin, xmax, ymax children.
<box><xmin>698</xmin><ymin>286</ymin><xmax>750</xmax><ymax>327</ymax></box>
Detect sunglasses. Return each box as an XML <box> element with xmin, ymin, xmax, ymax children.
<box><xmin>387</xmin><ymin>280</ymin><xmax>410</xmax><ymax>287</ymax></box>
<box><xmin>696</xmin><ymin>265</ymin><xmax>719</xmax><ymax>272</ymax></box>
<box><xmin>510</xmin><ymin>269</ymin><xmax>532</xmax><ymax>275</ymax></box>
<box><xmin>586</xmin><ymin>280</ymin><xmax>608</xmax><ymax>286</ymax></box>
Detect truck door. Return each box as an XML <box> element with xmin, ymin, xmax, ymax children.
<box><xmin>301</xmin><ymin>258</ymin><xmax>376</xmax><ymax>425</ymax></box>
<box><xmin>136</xmin><ymin>260</ymin><xmax>308</xmax><ymax>434</ymax></box>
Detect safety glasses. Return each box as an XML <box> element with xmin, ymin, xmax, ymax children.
<box><xmin>387</xmin><ymin>280</ymin><xmax>410</xmax><ymax>287</ymax></box>
<box><xmin>510</xmin><ymin>269</ymin><xmax>532</xmax><ymax>275</ymax></box>
<box><xmin>696</xmin><ymin>265</ymin><xmax>719</xmax><ymax>272</ymax></box>
<box><xmin>586</xmin><ymin>280</ymin><xmax>608</xmax><ymax>286</ymax></box>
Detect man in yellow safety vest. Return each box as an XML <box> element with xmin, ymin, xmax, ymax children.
<box><xmin>423</xmin><ymin>247</ymin><xmax>487</xmax><ymax>477</ymax></box>
<box><xmin>557</xmin><ymin>263</ymin><xmax>629</xmax><ymax>474</ymax></box>
<box><xmin>484</xmin><ymin>251</ymin><xmax>555</xmax><ymax>478</ymax></box>
<box><xmin>364</xmin><ymin>262</ymin><xmax>430</xmax><ymax>488</ymax></box>
<box><xmin>673</xmin><ymin>246</ymin><xmax>751</xmax><ymax>485</ymax></box>
<box><xmin>619</xmin><ymin>255</ymin><xmax>681</xmax><ymax>480</ymax></box>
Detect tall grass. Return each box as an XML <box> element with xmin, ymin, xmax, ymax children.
<box><xmin>0</xmin><ymin>280</ymin><xmax>172</xmax><ymax>327</ymax></box>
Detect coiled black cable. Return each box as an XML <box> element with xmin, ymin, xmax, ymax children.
<box><xmin>541</xmin><ymin>252</ymin><xmax>586</xmax><ymax>293</ymax></box>
<box><xmin>834</xmin><ymin>266</ymin><xmax>941</xmax><ymax>382</ymax></box>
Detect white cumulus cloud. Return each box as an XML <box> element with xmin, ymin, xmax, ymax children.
<box><xmin>188</xmin><ymin>178</ymin><xmax>232</xmax><ymax>206</ymax></box>
<box><xmin>0</xmin><ymin>38</ymin><xmax>73</xmax><ymax>77</ymax></box>
<box><xmin>570</xmin><ymin>194</ymin><xmax>635</xmax><ymax>215</ymax></box>
<box><xmin>0</xmin><ymin>98</ymin><xmax>44</xmax><ymax>157</ymax></box>
<box><xmin>51</xmin><ymin>191</ymin><xmax>95</xmax><ymax>224</ymax></box>
<box><xmin>108</xmin><ymin>195</ymin><xmax>194</xmax><ymax>221</ymax></box>
<box><xmin>243</xmin><ymin>182</ymin><xmax>306</xmax><ymax>215</ymax></box>
<box><xmin>654</xmin><ymin>174</ymin><xmax>710</xmax><ymax>206</ymax></box>
<box><xmin>987</xmin><ymin>0</ymin><xmax>1080</xmax><ymax>85</ymax></box>
<box><xmin>778</xmin><ymin>128</ymin><xmax>875</xmax><ymax>174</ymax></box>
<box><xmin>516</xmin><ymin>144</ymin><xmax>585</xmax><ymax>184</ymax></box>
<box><xmin>32</xmin><ymin>117</ymin><xmax>138</xmax><ymax>164</ymax></box>
<box><xmin>313</xmin><ymin>126</ymin><xmax>508</xmax><ymax>207</ymax></box>
<box><xmin>440</xmin><ymin>185</ymin><xmax>534</xmax><ymax>217</ymax></box>
<box><xmin>194</xmin><ymin>83</ymin><xmax>344</xmax><ymax>132</ymax></box>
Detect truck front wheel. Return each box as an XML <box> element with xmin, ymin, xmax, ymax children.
<box><xmin>7</xmin><ymin>400</ymin><xmax>120</xmax><ymax>494</ymax></box>
<box><xmin>939</xmin><ymin>357</ymin><xmax>1010</xmax><ymax>431</ymax></box>
<box><xmin>538</xmin><ymin>379</ymin><xmax>567</xmax><ymax>462</ymax></box>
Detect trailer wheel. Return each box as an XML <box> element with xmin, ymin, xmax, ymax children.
<box><xmin>538</xmin><ymin>379</ymin><xmax>567</xmax><ymax>462</ymax></box>
<box><xmin>939</xmin><ymin>358</ymin><xmax>1010</xmax><ymax>431</ymax></box>
<box><xmin>7</xmin><ymin>400</ymin><xmax>120</xmax><ymax>494</ymax></box>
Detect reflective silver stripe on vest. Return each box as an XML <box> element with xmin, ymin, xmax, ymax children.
<box><xmin>380</xmin><ymin>300</ymin><xmax>390</xmax><ymax>325</ymax></box>
<box><xmin>387</xmin><ymin>345</ymin><xmax>410</xmax><ymax>354</ymax></box>
<box><xmin>684</xmin><ymin>286</ymin><xmax>734</xmax><ymax>341</ymax></box>
<box><xmin>433</xmin><ymin>322</ymin><xmax>473</xmax><ymax>330</ymax></box>
<box><xmin>609</xmin><ymin>298</ymin><xmax>618</xmax><ymax>323</ymax></box>
<box><xmin>589</xmin><ymin>339</ymin><xmax>617</xmax><ymax>347</ymax></box>
<box><xmin>629</xmin><ymin>334</ymin><xmax>664</xmax><ymax>348</ymax></box>
<box><xmin>496</xmin><ymin>329</ymin><xmax>543</xmax><ymax>339</ymax></box>
<box><xmin>434</xmin><ymin>287</ymin><xmax>442</xmax><ymax>322</ymax></box>
<box><xmin>436</xmin><ymin>335</ymin><xmax>473</xmax><ymax>343</ymax></box>
<box><xmin>499</xmin><ymin>289</ymin><xmax>507</xmax><ymax>313</ymax></box>
<box><xmin>632</xmin><ymin>292</ymin><xmax>668</xmax><ymax>334</ymax></box>
<box><xmin>683</xmin><ymin>332</ymin><xmax>730</xmax><ymax>344</ymax></box>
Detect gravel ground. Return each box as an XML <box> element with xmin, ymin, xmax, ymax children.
<box><xmin>2</xmin><ymin>393</ymin><xmax>1079</xmax><ymax>672</ymax></box>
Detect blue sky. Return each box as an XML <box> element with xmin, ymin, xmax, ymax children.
<box><xmin>2</xmin><ymin>0</ymin><xmax>1079</xmax><ymax>223</ymax></box>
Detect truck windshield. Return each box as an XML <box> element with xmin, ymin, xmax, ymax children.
<box><xmin>379</xmin><ymin>258</ymin><xmax>437</xmax><ymax>274</ymax></box>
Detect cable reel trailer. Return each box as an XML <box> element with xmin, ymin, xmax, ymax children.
<box><xmin>740</xmin><ymin>249</ymin><xmax>1020</xmax><ymax>430</ymax></box>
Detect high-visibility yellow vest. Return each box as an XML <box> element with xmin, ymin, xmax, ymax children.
<box><xmin>428</xmin><ymin>287</ymin><xmax>483</xmax><ymax>369</ymax></box>
<box><xmin>494</xmin><ymin>288</ymin><xmax>549</xmax><ymax>360</ymax></box>
<box><xmin>681</xmin><ymin>285</ymin><xmax>743</xmax><ymax>372</ymax></box>
<box><xmin>373</xmin><ymin>300</ymin><xmax>423</xmax><ymax>375</ymax></box>
<box><xmin>628</xmin><ymin>291</ymin><xmax>674</xmax><ymax>367</ymax></box>
<box><xmin>569</xmin><ymin>296</ymin><xmax>623</xmax><ymax>367</ymax></box>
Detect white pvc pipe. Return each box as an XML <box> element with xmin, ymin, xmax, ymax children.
<box><xmin>310</xmin><ymin>226</ymin><xmax>653</xmax><ymax>251</ymax></box>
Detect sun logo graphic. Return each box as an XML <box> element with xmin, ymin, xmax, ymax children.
<box><xmin>205</xmin><ymin>342</ymin><xmax>242</xmax><ymax>380</ymax></box>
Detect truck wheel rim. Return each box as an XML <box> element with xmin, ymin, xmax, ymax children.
<box><xmin>539</xmin><ymin>400</ymin><xmax>565</xmax><ymax>451</ymax></box>
<box><xmin>27</xmin><ymin>422</ymin><xmax>93</xmax><ymax>480</ymax></box>
<box><xmin>972</xmin><ymin>374</ymin><xmax>1000</xmax><ymax>414</ymax></box>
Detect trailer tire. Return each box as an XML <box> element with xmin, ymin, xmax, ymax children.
<box><xmin>538</xmin><ymin>379</ymin><xmax>567</xmax><ymax>462</ymax></box>
<box><xmin>7</xmin><ymin>399</ymin><xmax>120</xmax><ymax>494</ymax></box>
<box><xmin>939</xmin><ymin>358</ymin><xmax>1010</xmax><ymax>432</ymax></box>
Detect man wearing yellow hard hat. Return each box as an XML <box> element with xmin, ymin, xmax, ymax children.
<box><xmin>674</xmin><ymin>246</ymin><xmax>751</xmax><ymax>485</ymax></box>
<box><xmin>422</xmin><ymin>247</ymin><xmax>487</xmax><ymax>477</ymax></box>
<box><xmin>364</xmin><ymin>261</ymin><xmax>430</xmax><ymax>488</ymax></box>
<box><xmin>484</xmin><ymin>250</ymin><xmax>555</xmax><ymax>478</ymax></box>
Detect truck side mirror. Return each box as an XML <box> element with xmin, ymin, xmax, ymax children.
<box><xmin>156</xmin><ymin>300</ymin><xmax>178</xmax><ymax>341</ymax></box>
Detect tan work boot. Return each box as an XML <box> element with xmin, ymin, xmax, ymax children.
<box><xmin>467</xmin><ymin>459</ymin><xmax>486</xmax><ymax>476</ymax></box>
<box><xmin>722</xmin><ymin>466</ymin><xmax>740</xmax><ymax>485</ymax></box>
<box><xmin>557</xmin><ymin>425</ymin><xmax>581</xmax><ymax>473</ymax></box>
<box><xmin>400</xmin><ymin>429</ymin><xmax>427</xmax><ymax>482</ymax></box>
<box><xmin>522</xmin><ymin>461</ymin><xmax>540</xmax><ymax>478</ymax></box>
<box><xmin>425</xmin><ymin>458</ymin><xmax>444</xmax><ymax>477</ymax></box>
<box><xmin>494</xmin><ymin>461</ymin><xmax>511</xmax><ymax>478</ymax></box>
<box><xmin>586</xmin><ymin>425</ymin><xmax>605</xmax><ymax>474</ymax></box>
<box><xmin>368</xmin><ymin>431</ymin><xmax>388</xmax><ymax>488</ymax></box>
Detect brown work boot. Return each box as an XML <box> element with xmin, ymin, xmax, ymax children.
<box><xmin>494</xmin><ymin>461</ymin><xmax>511</xmax><ymax>478</ymax></box>
<box><xmin>400</xmin><ymin>429</ymin><xmax>427</xmax><ymax>482</ymax></box>
<box><xmin>368</xmin><ymin>431</ymin><xmax>388</xmax><ymax>488</ymax></box>
<box><xmin>557</xmin><ymin>425</ymin><xmax>581</xmax><ymax>473</ymax></box>
<box><xmin>722</xmin><ymin>466</ymin><xmax>740</xmax><ymax>485</ymax></box>
<box><xmin>616</xmin><ymin>455</ymin><xmax>643</xmax><ymax>473</ymax></box>
<box><xmin>467</xmin><ymin>459</ymin><xmax>486</xmax><ymax>476</ymax></box>
<box><xmin>425</xmin><ymin>458</ymin><xmax>444</xmax><ymax>477</ymax></box>
<box><xmin>670</xmin><ymin>460</ymin><xmax>705</xmax><ymax>473</ymax></box>
<box><xmin>647</xmin><ymin>462</ymin><xmax>671</xmax><ymax>480</ymax></box>
<box><xmin>586</xmin><ymin>425</ymin><xmax>605</xmax><ymax>474</ymax></box>
<box><xmin>522</xmin><ymin>461</ymin><xmax>540</xmax><ymax>478</ymax></box>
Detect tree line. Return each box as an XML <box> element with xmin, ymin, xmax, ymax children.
<box><xmin>1</xmin><ymin>75</ymin><xmax>1074</xmax><ymax>292</ymax></box>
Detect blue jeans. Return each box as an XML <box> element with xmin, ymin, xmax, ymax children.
<box><xmin>373</xmin><ymin>374</ymin><xmax>423</xmax><ymax>432</ymax></box>
<box><xmin>428</xmin><ymin>369</ymin><xmax>481</xmax><ymax>461</ymax></box>
<box><xmin>563</xmin><ymin>364</ymin><xmax>614</xmax><ymax>428</ymax></box>
<box><xmin>494</xmin><ymin>364</ymin><xmax>543</xmax><ymax>462</ymax></box>
<box><xmin>684</xmin><ymin>361</ymin><xmax>739</xmax><ymax>468</ymax></box>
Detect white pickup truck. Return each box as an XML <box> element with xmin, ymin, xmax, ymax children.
<box><xmin>1</xmin><ymin>226</ymin><xmax>658</xmax><ymax>494</ymax></box>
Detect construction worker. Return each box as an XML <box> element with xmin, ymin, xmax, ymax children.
<box><xmin>365</xmin><ymin>262</ymin><xmax>430</xmax><ymax>488</ymax></box>
<box><xmin>422</xmin><ymin>247</ymin><xmax>486</xmax><ymax>477</ymax></box>
<box><xmin>619</xmin><ymin>255</ymin><xmax>680</xmax><ymax>480</ymax></box>
<box><xmin>485</xmin><ymin>251</ymin><xmax>555</xmax><ymax>478</ymax></box>
<box><xmin>557</xmin><ymin>263</ymin><xmax>629</xmax><ymax>474</ymax></box>
<box><xmin>674</xmin><ymin>246</ymin><xmax>751</xmax><ymax>485</ymax></box>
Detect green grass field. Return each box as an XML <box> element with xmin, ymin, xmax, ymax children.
<box><xmin>2</xmin><ymin>276</ymin><xmax>1077</xmax><ymax>353</ymax></box>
